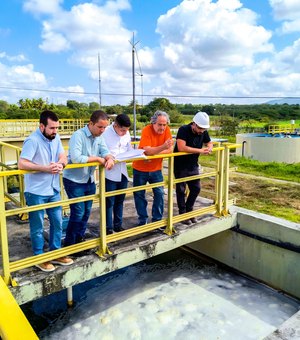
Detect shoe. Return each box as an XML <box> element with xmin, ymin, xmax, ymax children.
<box><xmin>35</xmin><ymin>262</ymin><xmax>56</xmax><ymax>272</ymax></box>
<box><xmin>158</xmin><ymin>227</ymin><xmax>165</xmax><ymax>232</ymax></box>
<box><xmin>182</xmin><ymin>219</ymin><xmax>192</xmax><ymax>226</ymax></box>
<box><xmin>107</xmin><ymin>229</ymin><xmax>114</xmax><ymax>235</ymax></box>
<box><xmin>190</xmin><ymin>217</ymin><xmax>198</xmax><ymax>223</ymax></box>
<box><xmin>114</xmin><ymin>226</ymin><xmax>125</xmax><ymax>232</ymax></box>
<box><xmin>52</xmin><ymin>256</ymin><xmax>74</xmax><ymax>266</ymax></box>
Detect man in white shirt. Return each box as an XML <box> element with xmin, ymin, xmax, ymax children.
<box><xmin>102</xmin><ymin>114</ymin><xmax>132</xmax><ymax>233</ymax></box>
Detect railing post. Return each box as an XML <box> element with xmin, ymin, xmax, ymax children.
<box><xmin>166</xmin><ymin>155</ymin><xmax>174</xmax><ymax>235</ymax></box>
<box><xmin>222</xmin><ymin>145</ymin><xmax>230</xmax><ymax>216</ymax></box>
<box><xmin>96</xmin><ymin>165</ymin><xmax>109</xmax><ymax>257</ymax></box>
<box><xmin>215</xmin><ymin>147</ymin><xmax>224</xmax><ymax>216</ymax></box>
<box><xmin>214</xmin><ymin>142</ymin><xmax>221</xmax><ymax>206</ymax></box>
<box><xmin>0</xmin><ymin>176</ymin><xmax>11</xmax><ymax>285</ymax></box>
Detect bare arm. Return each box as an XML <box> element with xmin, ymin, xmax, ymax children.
<box><xmin>57</xmin><ymin>152</ymin><xmax>68</xmax><ymax>168</ymax></box>
<box><xmin>176</xmin><ymin>139</ymin><xmax>213</xmax><ymax>155</ymax></box>
<box><xmin>143</xmin><ymin>138</ymin><xmax>173</xmax><ymax>156</ymax></box>
<box><xmin>18</xmin><ymin>158</ymin><xmax>63</xmax><ymax>174</ymax></box>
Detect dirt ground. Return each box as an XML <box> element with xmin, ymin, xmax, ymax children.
<box><xmin>202</xmin><ymin>173</ymin><xmax>300</xmax><ymax>223</ymax></box>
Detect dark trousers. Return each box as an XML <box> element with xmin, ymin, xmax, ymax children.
<box><xmin>63</xmin><ymin>177</ymin><xmax>96</xmax><ymax>246</ymax></box>
<box><xmin>105</xmin><ymin>174</ymin><xmax>128</xmax><ymax>231</ymax></box>
<box><xmin>174</xmin><ymin>168</ymin><xmax>201</xmax><ymax>214</ymax></box>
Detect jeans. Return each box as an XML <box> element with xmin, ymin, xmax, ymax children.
<box><xmin>133</xmin><ymin>169</ymin><xmax>164</xmax><ymax>225</ymax></box>
<box><xmin>174</xmin><ymin>168</ymin><xmax>201</xmax><ymax>214</ymax></box>
<box><xmin>105</xmin><ymin>175</ymin><xmax>128</xmax><ymax>231</ymax></box>
<box><xmin>24</xmin><ymin>190</ymin><xmax>62</xmax><ymax>255</ymax></box>
<box><xmin>63</xmin><ymin>177</ymin><xmax>96</xmax><ymax>246</ymax></box>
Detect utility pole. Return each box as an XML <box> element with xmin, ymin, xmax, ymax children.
<box><xmin>129</xmin><ymin>32</ymin><xmax>139</xmax><ymax>142</ymax></box>
<box><xmin>98</xmin><ymin>53</ymin><xmax>102</xmax><ymax>108</ymax></box>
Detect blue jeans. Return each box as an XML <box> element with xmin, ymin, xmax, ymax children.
<box><xmin>133</xmin><ymin>169</ymin><xmax>164</xmax><ymax>225</ymax></box>
<box><xmin>105</xmin><ymin>175</ymin><xmax>128</xmax><ymax>231</ymax></box>
<box><xmin>63</xmin><ymin>177</ymin><xmax>96</xmax><ymax>246</ymax></box>
<box><xmin>24</xmin><ymin>190</ymin><xmax>62</xmax><ymax>255</ymax></box>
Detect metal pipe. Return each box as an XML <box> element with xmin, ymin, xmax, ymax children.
<box><xmin>67</xmin><ymin>287</ymin><xmax>73</xmax><ymax>307</ymax></box>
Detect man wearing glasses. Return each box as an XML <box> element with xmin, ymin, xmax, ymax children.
<box><xmin>174</xmin><ymin>111</ymin><xmax>213</xmax><ymax>225</ymax></box>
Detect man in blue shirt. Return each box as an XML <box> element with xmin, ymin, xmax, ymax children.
<box><xmin>18</xmin><ymin>110</ymin><xmax>73</xmax><ymax>272</ymax></box>
<box><xmin>63</xmin><ymin>110</ymin><xmax>114</xmax><ymax>248</ymax></box>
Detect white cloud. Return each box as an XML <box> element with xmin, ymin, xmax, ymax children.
<box><xmin>270</xmin><ymin>0</ymin><xmax>300</xmax><ymax>33</ymax></box>
<box><xmin>3</xmin><ymin>0</ymin><xmax>300</xmax><ymax>105</ymax></box>
<box><xmin>23</xmin><ymin>0</ymin><xmax>63</xmax><ymax>16</ymax></box>
<box><xmin>0</xmin><ymin>52</ymin><xmax>27</xmax><ymax>62</ymax></box>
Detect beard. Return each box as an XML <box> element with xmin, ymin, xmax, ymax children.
<box><xmin>42</xmin><ymin>130</ymin><xmax>56</xmax><ymax>140</ymax></box>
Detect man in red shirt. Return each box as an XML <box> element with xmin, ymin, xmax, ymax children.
<box><xmin>132</xmin><ymin>110</ymin><xmax>173</xmax><ymax>226</ymax></box>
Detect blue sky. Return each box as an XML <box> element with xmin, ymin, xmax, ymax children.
<box><xmin>1</xmin><ymin>0</ymin><xmax>300</xmax><ymax>106</ymax></box>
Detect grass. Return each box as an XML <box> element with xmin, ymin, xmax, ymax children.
<box><xmin>229</xmin><ymin>156</ymin><xmax>300</xmax><ymax>182</ymax></box>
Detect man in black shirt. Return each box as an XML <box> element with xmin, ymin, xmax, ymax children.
<box><xmin>174</xmin><ymin>111</ymin><xmax>213</xmax><ymax>225</ymax></box>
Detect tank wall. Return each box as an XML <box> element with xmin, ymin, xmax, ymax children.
<box><xmin>187</xmin><ymin>208</ymin><xmax>300</xmax><ymax>299</ymax></box>
<box><xmin>236</xmin><ymin>134</ymin><xmax>300</xmax><ymax>163</ymax></box>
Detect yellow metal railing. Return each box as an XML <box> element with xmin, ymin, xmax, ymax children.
<box><xmin>268</xmin><ymin>124</ymin><xmax>298</xmax><ymax>134</ymax></box>
<box><xmin>0</xmin><ymin>276</ymin><xmax>37</xmax><ymax>339</ymax></box>
<box><xmin>0</xmin><ymin>144</ymin><xmax>241</xmax><ymax>284</ymax></box>
<box><xmin>0</xmin><ymin>119</ymin><xmax>89</xmax><ymax>137</ymax></box>
<box><xmin>0</xmin><ymin>144</ymin><xmax>241</xmax><ymax>338</ymax></box>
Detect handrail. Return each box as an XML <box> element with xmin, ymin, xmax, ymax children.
<box><xmin>0</xmin><ymin>144</ymin><xmax>241</xmax><ymax>285</ymax></box>
<box><xmin>0</xmin><ymin>277</ymin><xmax>38</xmax><ymax>339</ymax></box>
<box><xmin>268</xmin><ymin>124</ymin><xmax>299</xmax><ymax>134</ymax></box>
<box><xmin>0</xmin><ymin>119</ymin><xmax>89</xmax><ymax>137</ymax></box>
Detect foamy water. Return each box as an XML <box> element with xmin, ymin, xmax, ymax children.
<box><xmin>38</xmin><ymin>253</ymin><xmax>299</xmax><ymax>339</ymax></box>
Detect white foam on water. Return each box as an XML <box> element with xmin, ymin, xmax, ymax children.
<box><xmin>40</xmin><ymin>259</ymin><xmax>299</xmax><ymax>339</ymax></box>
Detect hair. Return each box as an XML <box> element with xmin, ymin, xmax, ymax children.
<box><xmin>39</xmin><ymin>110</ymin><xmax>59</xmax><ymax>126</ymax></box>
<box><xmin>115</xmin><ymin>113</ymin><xmax>131</xmax><ymax>128</ymax></box>
<box><xmin>90</xmin><ymin>110</ymin><xmax>109</xmax><ymax>124</ymax></box>
<box><xmin>150</xmin><ymin>110</ymin><xmax>170</xmax><ymax>124</ymax></box>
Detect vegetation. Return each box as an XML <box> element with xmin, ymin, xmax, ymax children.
<box><xmin>1</xmin><ymin>96</ymin><xmax>299</xmax><ymax>222</ymax></box>
<box><xmin>229</xmin><ymin>156</ymin><xmax>300</xmax><ymax>182</ymax></box>
<box><xmin>1</xmin><ymin>97</ymin><xmax>300</xmax><ymax>131</ymax></box>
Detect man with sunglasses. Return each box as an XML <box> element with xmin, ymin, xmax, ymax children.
<box><xmin>174</xmin><ymin>111</ymin><xmax>213</xmax><ymax>225</ymax></box>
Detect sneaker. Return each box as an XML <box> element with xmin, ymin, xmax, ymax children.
<box><xmin>107</xmin><ymin>229</ymin><xmax>114</xmax><ymax>235</ymax></box>
<box><xmin>190</xmin><ymin>217</ymin><xmax>198</xmax><ymax>223</ymax></box>
<box><xmin>52</xmin><ymin>256</ymin><xmax>74</xmax><ymax>266</ymax></box>
<box><xmin>35</xmin><ymin>262</ymin><xmax>56</xmax><ymax>272</ymax></box>
<box><xmin>114</xmin><ymin>226</ymin><xmax>125</xmax><ymax>232</ymax></box>
<box><xmin>182</xmin><ymin>219</ymin><xmax>192</xmax><ymax>226</ymax></box>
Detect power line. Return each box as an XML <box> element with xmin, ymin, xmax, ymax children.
<box><xmin>0</xmin><ymin>85</ymin><xmax>300</xmax><ymax>100</ymax></box>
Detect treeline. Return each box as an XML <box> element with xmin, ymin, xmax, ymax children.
<box><xmin>0</xmin><ymin>97</ymin><xmax>299</xmax><ymax>124</ymax></box>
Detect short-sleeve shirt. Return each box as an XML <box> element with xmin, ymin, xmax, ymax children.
<box><xmin>20</xmin><ymin>128</ymin><xmax>64</xmax><ymax>195</ymax></box>
<box><xmin>174</xmin><ymin>123</ymin><xmax>211</xmax><ymax>171</ymax></box>
<box><xmin>63</xmin><ymin>125</ymin><xmax>110</xmax><ymax>183</ymax></box>
<box><xmin>132</xmin><ymin>124</ymin><xmax>172</xmax><ymax>172</ymax></box>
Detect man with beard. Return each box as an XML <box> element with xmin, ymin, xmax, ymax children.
<box><xmin>19</xmin><ymin>110</ymin><xmax>73</xmax><ymax>272</ymax></box>
<box><xmin>174</xmin><ymin>111</ymin><xmax>213</xmax><ymax>225</ymax></box>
